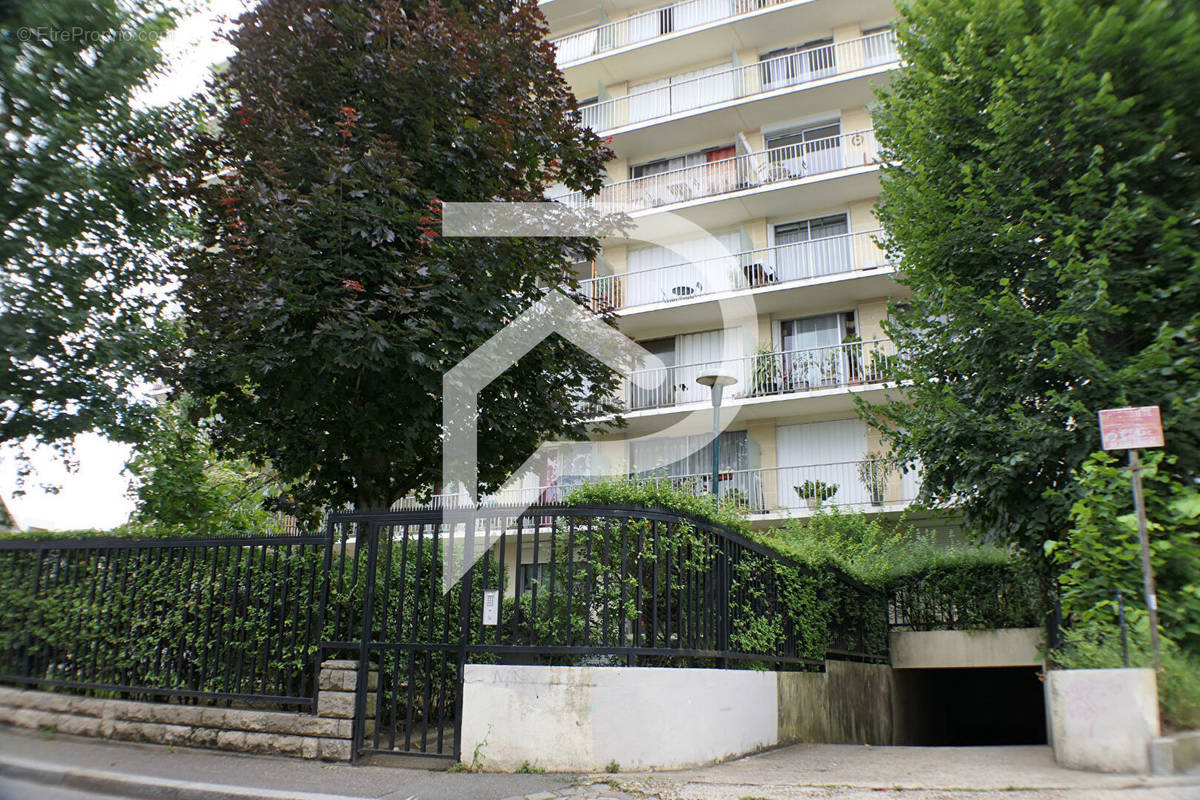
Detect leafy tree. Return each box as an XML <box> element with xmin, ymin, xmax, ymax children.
<box><xmin>0</xmin><ymin>1</ymin><xmax>182</xmax><ymax>450</ymax></box>
<box><xmin>173</xmin><ymin>0</ymin><xmax>615</xmax><ymax>512</ymax></box>
<box><xmin>867</xmin><ymin>0</ymin><xmax>1200</xmax><ymax>560</ymax></box>
<box><xmin>125</xmin><ymin>397</ymin><xmax>289</xmax><ymax>536</ymax></box>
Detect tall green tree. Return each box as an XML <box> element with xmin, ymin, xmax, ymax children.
<box><xmin>174</xmin><ymin>0</ymin><xmax>616</xmax><ymax>512</ymax></box>
<box><xmin>868</xmin><ymin>0</ymin><xmax>1200</xmax><ymax>558</ymax></box>
<box><xmin>1</xmin><ymin>1</ymin><xmax>181</xmax><ymax>450</ymax></box>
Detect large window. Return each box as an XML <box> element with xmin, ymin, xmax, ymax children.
<box><xmin>759</xmin><ymin>38</ymin><xmax>835</xmax><ymax>90</ymax></box>
<box><xmin>765</xmin><ymin>121</ymin><xmax>843</xmax><ymax>178</ymax></box>
<box><xmin>772</xmin><ymin>213</ymin><xmax>852</xmax><ymax>280</ymax></box>
<box><xmin>776</xmin><ymin>310</ymin><xmax>858</xmax><ymax>391</ymax></box>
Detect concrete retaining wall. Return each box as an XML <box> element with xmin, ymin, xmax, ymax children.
<box><xmin>1045</xmin><ymin>668</ymin><xmax>1160</xmax><ymax>773</ymax></box>
<box><xmin>462</xmin><ymin>661</ymin><xmax>893</xmax><ymax>772</ymax></box>
<box><xmin>0</xmin><ymin>660</ymin><xmax>373</xmax><ymax>762</ymax></box>
<box><xmin>461</xmin><ymin>664</ymin><xmax>779</xmax><ymax>772</ymax></box>
<box><xmin>778</xmin><ymin>661</ymin><xmax>893</xmax><ymax>746</ymax></box>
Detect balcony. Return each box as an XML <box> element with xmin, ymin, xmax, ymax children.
<box><xmin>583</xmin><ymin>229</ymin><xmax>891</xmax><ymax>313</ymax></box>
<box><xmin>576</xmin><ymin>30</ymin><xmax>898</xmax><ymax>136</ymax></box>
<box><xmin>395</xmin><ymin>458</ymin><xmax>919</xmax><ymax>518</ymax></box>
<box><xmin>622</xmin><ymin>338</ymin><xmax>897</xmax><ymax>413</ymax></box>
<box><xmin>552</xmin><ymin>0</ymin><xmax>797</xmax><ymax>67</ymax></box>
<box><xmin>552</xmin><ymin>128</ymin><xmax>880</xmax><ymax>218</ymax></box>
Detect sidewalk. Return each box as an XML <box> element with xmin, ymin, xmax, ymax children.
<box><xmin>1</xmin><ymin>727</ymin><xmax>1197</xmax><ymax>800</ymax></box>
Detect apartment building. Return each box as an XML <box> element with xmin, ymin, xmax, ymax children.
<box><xmin>529</xmin><ymin>0</ymin><xmax>919</xmax><ymax>528</ymax></box>
<box><xmin>406</xmin><ymin>0</ymin><xmax>921</xmax><ymax>534</ymax></box>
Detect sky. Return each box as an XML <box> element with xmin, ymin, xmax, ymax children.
<box><xmin>0</xmin><ymin>0</ymin><xmax>250</xmax><ymax>531</ymax></box>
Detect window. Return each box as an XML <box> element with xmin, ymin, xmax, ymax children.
<box><xmin>518</xmin><ymin>562</ymin><xmax>550</xmax><ymax>594</ymax></box>
<box><xmin>765</xmin><ymin>121</ymin><xmax>843</xmax><ymax>178</ymax></box>
<box><xmin>772</xmin><ymin>214</ymin><xmax>853</xmax><ymax>280</ymax></box>
<box><xmin>776</xmin><ymin>311</ymin><xmax>858</xmax><ymax>391</ymax></box>
<box><xmin>627</xmin><ymin>61</ymin><xmax>736</xmax><ymax>123</ymax></box>
<box><xmin>630</xmin><ymin>431</ymin><xmax>750</xmax><ymax>478</ymax></box>
<box><xmin>629</xmin><ymin>146</ymin><xmax>732</xmax><ymax>207</ymax></box>
<box><xmin>759</xmin><ymin>38</ymin><xmax>835</xmax><ymax>90</ymax></box>
<box><xmin>629</xmin><ymin>337</ymin><xmax>677</xmax><ymax>410</ymax></box>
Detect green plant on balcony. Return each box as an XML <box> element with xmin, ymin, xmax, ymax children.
<box><xmin>794</xmin><ymin>480</ymin><xmax>838</xmax><ymax>509</ymax></box>
<box><xmin>722</xmin><ymin>487</ymin><xmax>748</xmax><ymax>510</ymax></box>
<box><xmin>858</xmin><ymin>453</ymin><xmax>897</xmax><ymax>506</ymax></box>
<box><xmin>751</xmin><ymin>344</ymin><xmax>781</xmax><ymax>396</ymax></box>
<box><xmin>842</xmin><ymin>334</ymin><xmax>863</xmax><ymax>382</ymax></box>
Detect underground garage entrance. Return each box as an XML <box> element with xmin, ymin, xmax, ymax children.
<box><xmin>889</xmin><ymin>628</ymin><xmax>1048</xmax><ymax>746</ymax></box>
<box><xmin>893</xmin><ymin>666</ymin><xmax>1047</xmax><ymax>745</ymax></box>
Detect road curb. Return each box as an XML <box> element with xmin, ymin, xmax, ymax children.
<box><xmin>0</xmin><ymin>753</ymin><xmax>371</xmax><ymax>800</ymax></box>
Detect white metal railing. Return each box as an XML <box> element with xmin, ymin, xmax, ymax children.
<box><xmin>552</xmin><ymin>0</ymin><xmax>795</xmax><ymax>66</ymax></box>
<box><xmin>576</xmin><ymin>30</ymin><xmax>897</xmax><ymax>132</ymax></box>
<box><xmin>582</xmin><ymin>229</ymin><xmax>890</xmax><ymax>311</ymax></box>
<box><xmin>552</xmin><ymin>128</ymin><xmax>879</xmax><ymax>212</ymax></box>
<box><xmin>624</xmin><ymin>338</ymin><xmax>897</xmax><ymax>411</ymax></box>
<box><xmin>394</xmin><ymin>458</ymin><xmax>919</xmax><ymax>514</ymax></box>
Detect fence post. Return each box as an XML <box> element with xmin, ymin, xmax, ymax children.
<box><xmin>349</xmin><ymin>521</ymin><xmax>379</xmax><ymax>764</ymax></box>
<box><xmin>312</xmin><ymin>517</ymin><xmax>337</xmax><ymax>715</ymax></box>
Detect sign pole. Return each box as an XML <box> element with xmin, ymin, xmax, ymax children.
<box><xmin>1128</xmin><ymin>448</ymin><xmax>1162</xmax><ymax>672</ymax></box>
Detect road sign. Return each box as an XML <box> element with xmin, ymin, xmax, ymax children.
<box><xmin>1098</xmin><ymin>406</ymin><xmax>1163</xmax><ymax>451</ymax></box>
<box><xmin>1097</xmin><ymin>405</ymin><xmax>1165</xmax><ymax>671</ymax></box>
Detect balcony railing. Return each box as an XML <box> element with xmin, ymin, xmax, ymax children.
<box><xmin>583</xmin><ymin>229</ymin><xmax>891</xmax><ymax>311</ymax></box>
<box><xmin>576</xmin><ymin>30</ymin><xmax>898</xmax><ymax>133</ymax></box>
<box><xmin>624</xmin><ymin>338</ymin><xmax>896</xmax><ymax>411</ymax></box>
<box><xmin>395</xmin><ymin>458</ymin><xmax>919</xmax><ymax>515</ymax></box>
<box><xmin>551</xmin><ymin>128</ymin><xmax>880</xmax><ymax>212</ymax></box>
<box><xmin>552</xmin><ymin>0</ymin><xmax>796</xmax><ymax>66</ymax></box>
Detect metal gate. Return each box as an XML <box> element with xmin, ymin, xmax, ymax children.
<box><xmin>325</xmin><ymin>511</ymin><xmax>470</xmax><ymax>764</ymax></box>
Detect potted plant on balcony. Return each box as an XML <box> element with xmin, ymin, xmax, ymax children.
<box><xmin>794</xmin><ymin>480</ymin><xmax>838</xmax><ymax>509</ymax></box>
<box><xmin>858</xmin><ymin>452</ymin><xmax>896</xmax><ymax>506</ymax></box>
<box><xmin>751</xmin><ymin>343</ymin><xmax>781</xmax><ymax>396</ymax></box>
<box><xmin>842</xmin><ymin>333</ymin><xmax>862</xmax><ymax>383</ymax></box>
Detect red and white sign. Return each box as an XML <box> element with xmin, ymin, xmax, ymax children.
<box><xmin>1098</xmin><ymin>406</ymin><xmax>1164</xmax><ymax>451</ymax></box>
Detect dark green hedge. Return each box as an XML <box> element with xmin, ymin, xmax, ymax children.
<box><xmin>887</xmin><ymin>562</ymin><xmax>1043</xmax><ymax>631</ymax></box>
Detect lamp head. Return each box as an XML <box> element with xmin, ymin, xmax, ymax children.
<box><xmin>696</xmin><ymin>373</ymin><xmax>737</xmax><ymax>389</ymax></box>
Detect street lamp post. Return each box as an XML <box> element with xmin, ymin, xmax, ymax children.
<box><xmin>697</xmin><ymin>373</ymin><xmax>737</xmax><ymax>500</ymax></box>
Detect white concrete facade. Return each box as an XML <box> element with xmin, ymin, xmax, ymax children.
<box><xmin>1044</xmin><ymin>668</ymin><xmax>1161</xmax><ymax>774</ymax></box>
<box><xmin>461</xmin><ymin>664</ymin><xmax>777</xmax><ymax>771</ymax></box>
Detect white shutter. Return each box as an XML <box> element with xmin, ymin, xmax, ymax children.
<box><xmin>775</xmin><ymin>419</ymin><xmax>868</xmax><ymax>506</ymax></box>
<box><xmin>674</xmin><ymin>328</ymin><xmax>740</xmax><ymax>405</ymax></box>
<box><xmin>555</xmin><ymin>30</ymin><xmax>597</xmax><ymax>63</ymax></box>
<box><xmin>675</xmin><ymin>0</ymin><xmax>730</xmax><ymax>30</ymax></box>
<box><xmin>625</xmin><ymin>8</ymin><xmax>661</xmax><ymax>45</ymax></box>
<box><xmin>670</xmin><ymin>62</ymin><xmax>734</xmax><ymax>114</ymax></box>
<box><xmin>627</xmin><ymin>243</ymin><xmax>672</xmax><ymax>305</ymax></box>
<box><xmin>628</xmin><ymin>77</ymin><xmax>669</xmax><ymax>123</ymax></box>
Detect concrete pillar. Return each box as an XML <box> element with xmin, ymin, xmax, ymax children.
<box><xmin>833</xmin><ymin>23</ymin><xmax>864</xmax><ymax>71</ymax></box>
<box><xmin>747</xmin><ymin>421</ymin><xmax>778</xmax><ymax>510</ymax></box>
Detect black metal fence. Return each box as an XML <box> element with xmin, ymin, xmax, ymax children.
<box><xmin>0</xmin><ymin>534</ymin><xmax>328</xmax><ymax>709</ymax></box>
<box><xmin>887</xmin><ymin>562</ymin><xmax>1043</xmax><ymax>632</ymax></box>
<box><xmin>321</xmin><ymin>505</ymin><xmax>889</xmax><ymax>762</ymax></box>
<box><xmin>0</xmin><ymin>505</ymin><xmax>890</xmax><ymax>764</ymax></box>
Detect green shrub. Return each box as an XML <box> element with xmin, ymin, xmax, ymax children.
<box><xmin>564</xmin><ymin>482</ymin><xmax>888</xmax><ymax>661</ymax></box>
<box><xmin>760</xmin><ymin>510</ymin><xmax>1041</xmax><ymax>631</ymax></box>
<box><xmin>564</xmin><ymin>478</ymin><xmax>750</xmax><ymax>537</ymax></box>
<box><xmin>1047</xmin><ymin>451</ymin><xmax>1200</xmax><ymax>653</ymax></box>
